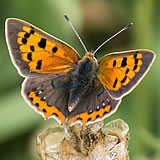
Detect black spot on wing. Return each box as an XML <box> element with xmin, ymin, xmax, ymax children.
<box><xmin>42</xmin><ymin>96</ymin><xmax>47</xmax><ymax>100</ymax></box>
<box><xmin>30</xmin><ymin>29</ymin><xmax>35</xmax><ymax>34</ymax></box>
<box><xmin>38</xmin><ymin>38</ymin><xmax>46</xmax><ymax>49</ymax></box>
<box><xmin>113</xmin><ymin>60</ymin><xmax>116</xmax><ymax>67</ymax></box>
<box><xmin>29</xmin><ymin>97</ymin><xmax>33</xmax><ymax>102</ymax></box>
<box><xmin>37</xmin><ymin>90</ymin><xmax>44</xmax><ymax>95</ymax></box>
<box><xmin>22</xmin><ymin>38</ymin><xmax>27</xmax><ymax>44</ymax></box>
<box><xmin>135</xmin><ymin>59</ymin><xmax>138</xmax><ymax>64</ymax></box>
<box><xmin>52</xmin><ymin>46</ymin><xmax>58</xmax><ymax>53</ymax></box>
<box><xmin>121</xmin><ymin>57</ymin><xmax>127</xmax><ymax>67</ymax></box>
<box><xmin>30</xmin><ymin>46</ymin><xmax>35</xmax><ymax>52</ymax></box>
<box><xmin>77</xmin><ymin>117</ymin><xmax>82</xmax><ymax>121</ymax></box>
<box><xmin>121</xmin><ymin>75</ymin><xmax>127</xmax><ymax>83</ymax></box>
<box><xmin>103</xmin><ymin>111</ymin><xmax>107</xmax><ymax>116</ymax></box>
<box><xmin>36</xmin><ymin>60</ymin><xmax>42</xmax><ymax>69</ymax></box>
<box><xmin>96</xmin><ymin>115</ymin><xmax>100</xmax><ymax>119</ymax></box>
<box><xmin>27</xmin><ymin>53</ymin><xmax>32</xmax><ymax>61</ymax></box>
<box><xmin>125</xmin><ymin>68</ymin><xmax>129</xmax><ymax>74</ymax></box>
<box><xmin>52</xmin><ymin>113</ymin><xmax>58</xmax><ymax>117</ymax></box>
<box><xmin>88</xmin><ymin>109</ymin><xmax>93</xmax><ymax>114</ymax></box>
<box><xmin>113</xmin><ymin>78</ymin><xmax>118</xmax><ymax>88</ymax></box>
<box><xmin>87</xmin><ymin>118</ymin><xmax>92</xmax><ymax>122</ymax></box>
<box><xmin>133</xmin><ymin>65</ymin><xmax>138</xmax><ymax>71</ymax></box>
<box><xmin>42</xmin><ymin>109</ymin><xmax>47</xmax><ymax>113</ymax></box>
<box><xmin>35</xmin><ymin>103</ymin><xmax>39</xmax><ymax>107</ymax></box>
<box><xmin>96</xmin><ymin>106</ymin><xmax>100</xmax><ymax>111</ymax></box>
<box><xmin>24</xmin><ymin>33</ymin><xmax>30</xmax><ymax>38</ymax></box>
<box><xmin>47</xmin><ymin>102</ymin><xmax>52</xmax><ymax>107</ymax></box>
<box><xmin>134</xmin><ymin>54</ymin><xmax>137</xmax><ymax>58</ymax></box>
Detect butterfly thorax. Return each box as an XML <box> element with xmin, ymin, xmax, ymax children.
<box><xmin>68</xmin><ymin>52</ymin><xmax>98</xmax><ymax>112</ymax></box>
<box><xmin>78</xmin><ymin>52</ymin><xmax>98</xmax><ymax>82</ymax></box>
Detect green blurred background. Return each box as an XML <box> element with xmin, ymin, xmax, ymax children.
<box><xmin>0</xmin><ymin>0</ymin><xmax>160</xmax><ymax>159</ymax></box>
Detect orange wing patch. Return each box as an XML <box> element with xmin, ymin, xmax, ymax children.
<box><xmin>69</xmin><ymin>105</ymin><xmax>111</xmax><ymax>125</ymax></box>
<box><xmin>17</xmin><ymin>26</ymin><xmax>80</xmax><ymax>74</ymax></box>
<box><xmin>97</xmin><ymin>52</ymin><xmax>143</xmax><ymax>91</ymax></box>
<box><xmin>28</xmin><ymin>91</ymin><xmax>65</xmax><ymax>123</ymax></box>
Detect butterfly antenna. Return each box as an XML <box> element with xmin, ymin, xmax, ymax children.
<box><xmin>93</xmin><ymin>23</ymin><xmax>133</xmax><ymax>54</ymax></box>
<box><xmin>64</xmin><ymin>14</ymin><xmax>88</xmax><ymax>53</ymax></box>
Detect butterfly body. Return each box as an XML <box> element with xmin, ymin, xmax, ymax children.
<box><xmin>68</xmin><ymin>52</ymin><xmax>98</xmax><ymax>112</ymax></box>
<box><xmin>5</xmin><ymin>18</ymin><xmax>156</xmax><ymax>126</ymax></box>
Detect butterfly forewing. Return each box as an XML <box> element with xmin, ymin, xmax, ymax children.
<box><xmin>97</xmin><ymin>49</ymin><xmax>156</xmax><ymax>99</ymax></box>
<box><xmin>5</xmin><ymin>18</ymin><xmax>80</xmax><ymax>77</ymax></box>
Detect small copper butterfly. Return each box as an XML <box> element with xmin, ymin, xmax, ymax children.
<box><xmin>5</xmin><ymin>16</ymin><xmax>156</xmax><ymax>126</ymax></box>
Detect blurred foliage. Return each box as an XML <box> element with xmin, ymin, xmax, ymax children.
<box><xmin>0</xmin><ymin>0</ymin><xmax>160</xmax><ymax>159</ymax></box>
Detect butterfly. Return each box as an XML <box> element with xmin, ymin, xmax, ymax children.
<box><xmin>5</xmin><ymin>17</ymin><xmax>156</xmax><ymax>126</ymax></box>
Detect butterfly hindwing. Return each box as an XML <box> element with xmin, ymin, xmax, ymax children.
<box><xmin>22</xmin><ymin>75</ymin><xmax>72</xmax><ymax>124</ymax></box>
<box><xmin>5</xmin><ymin>18</ymin><xmax>80</xmax><ymax>77</ymax></box>
<box><xmin>97</xmin><ymin>49</ymin><xmax>156</xmax><ymax>99</ymax></box>
<box><xmin>68</xmin><ymin>82</ymin><xmax>121</xmax><ymax>126</ymax></box>
<box><xmin>23</xmin><ymin>74</ymin><xmax>121</xmax><ymax>126</ymax></box>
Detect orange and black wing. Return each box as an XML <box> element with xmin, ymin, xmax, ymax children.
<box><xmin>22</xmin><ymin>76</ymin><xmax>70</xmax><ymax>124</ymax></box>
<box><xmin>5</xmin><ymin>18</ymin><xmax>80</xmax><ymax>77</ymax></box>
<box><xmin>5</xmin><ymin>18</ymin><xmax>81</xmax><ymax>125</ymax></box>
<box><xmin>68</xmin><ymin>80</ymin><xmax>121</xmax><ymax>126</ymax></box>
<box><xmin>97</xmin><ymin>49</ymin><xmax>156</xmax><ymax>99</ymax></box>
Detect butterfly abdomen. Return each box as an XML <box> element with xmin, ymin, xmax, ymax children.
<box><xmin>68</xmin><ymin>53</ymin><xmax>98</xmax><ymax>112</ymax></box>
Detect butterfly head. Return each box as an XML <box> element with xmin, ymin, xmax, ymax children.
<box><xmin>82</xmin><ymin>52</ymin><xmax>98</xmax><ymax>64</ymax></box>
